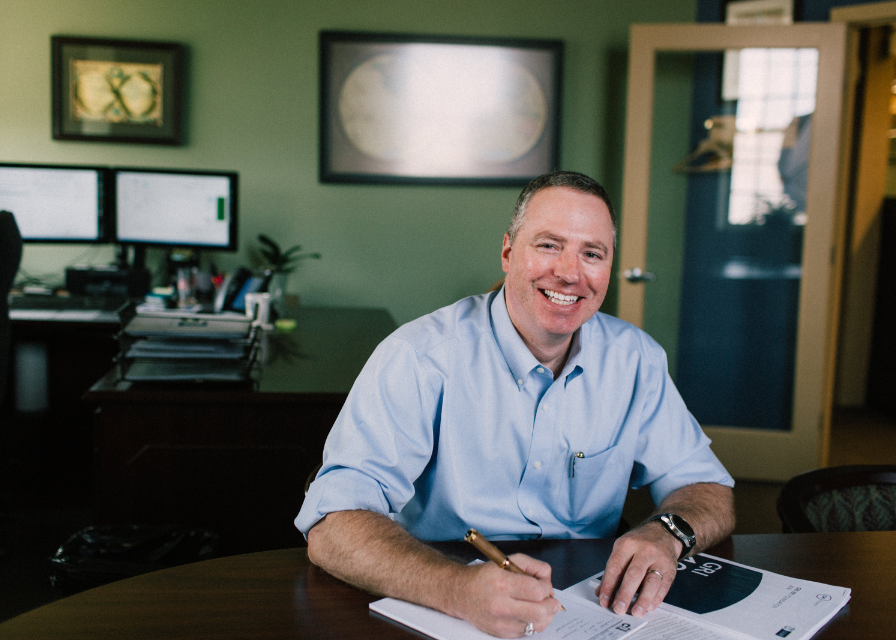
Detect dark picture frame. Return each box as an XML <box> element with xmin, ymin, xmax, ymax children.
<box><xmin>51</xmin><ymin>36</ymin><xmax>183</xmax><ymax>145</ymax></box>
<box><xmin>320</xmin><ymin>31</ymin><xmax>563</xmax><ymax>186</ymax></box>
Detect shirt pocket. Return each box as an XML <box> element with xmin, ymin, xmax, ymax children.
<box><xmin>556</xmin><ymin>445</ymin><xmax>627</xmax><ymax>526</ymax></box>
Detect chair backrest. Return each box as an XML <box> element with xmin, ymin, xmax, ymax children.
<box><xmin>776</xmin><ymin>464</ymin><xmax>896</xmax><ymax>533</ymax></box>
<box><xmin>0</xmin><ymin>210</ymin><xmax>21</xmax><ymax>293</ymax></box>
<box><xmin>1</xmin><ymin>210</ymin><xmax>24</xmax><ymax>405</ymax></box>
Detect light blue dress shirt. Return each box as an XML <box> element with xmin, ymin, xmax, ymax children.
<box><xmin>296</xmin><ymin>288</ymin><xmax>733</xmax><ymax>541</ymax></box>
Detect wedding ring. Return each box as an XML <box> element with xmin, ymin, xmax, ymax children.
<box><xmin>648</xmin><ymin>569</ymin><xmax>664</xmax><ymax>580</ymax></box>
<box><xmin>525</xmin><ymin>621</ymin><xmax>535</xmax><ymax>636</ymax></box>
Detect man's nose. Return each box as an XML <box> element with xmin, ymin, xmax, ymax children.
<box><xmin>554</xmin><ymin>250</ymin><xmax>581</xmax><ymax>283</ymax></box>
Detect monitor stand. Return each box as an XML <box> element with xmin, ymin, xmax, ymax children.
<box><xmin>116</xmin><ymin>244</ymin><xmax>147</xmax><ymax>272</ymax></box>
<box><xmin>99</xmin><ymin>244</ymin><xmax>151</xmax><ymax>297</ymax></box>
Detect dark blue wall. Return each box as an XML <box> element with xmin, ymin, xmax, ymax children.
<box><xmin>698</xmin><ymin>0</ymin><xmax>884</xmax><ymax>23</ymax></box>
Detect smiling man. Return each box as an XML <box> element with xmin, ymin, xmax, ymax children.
<box><xmin>297</xmin><ymin>171</ymin><xmax>735</xmax><ymax>638</ymax></box>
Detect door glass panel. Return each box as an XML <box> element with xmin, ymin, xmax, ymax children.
<box><xmin>644</xmin><ymin>48</ymin><xmax>818</xmax><ymax>431</ymax></box>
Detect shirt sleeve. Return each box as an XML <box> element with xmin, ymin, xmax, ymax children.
<box><xmin>294</xmin><ymin>335</ymin><xmax>441</xmax><ymax>538</ymax></box>
<box><xmin>628</xmin><ymin>332</ymin><xmax>734</xmax><ymax>506</ymax></box>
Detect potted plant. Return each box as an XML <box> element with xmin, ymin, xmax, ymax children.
<box><xmin>257</xmin><ymin>234</ymin><xmax>321</xmax><ymax>314</ymax></box>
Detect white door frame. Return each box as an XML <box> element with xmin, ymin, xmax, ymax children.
<box><xmin>618</xmin><ymin>23</ymin><xmax>848</xmax><ymax>481</ymax></box>
<box><xmin>829</xmin><ymin>3</ymin><xmax>896</xmax><ymax>409</ymax></box>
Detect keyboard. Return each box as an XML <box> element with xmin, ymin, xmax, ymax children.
<box><xmin>8</xmin><ymin>294</ymin><xmax>130</xmax><ymax>313</ymax></box>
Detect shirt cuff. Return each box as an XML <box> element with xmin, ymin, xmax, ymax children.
<box><xmin>295</xmin><ymin>467</ymin><xmax>394</xmax><ymax>539</ymax></box>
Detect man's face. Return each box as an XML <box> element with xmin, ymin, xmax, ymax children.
<box><xmin>501</xmin><ymin>186</ymin><xmax>615</xmax><ymax>353</ymax></box>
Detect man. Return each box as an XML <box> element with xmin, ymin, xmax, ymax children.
<box><xmin>297</xmin><ymin>171</ymin><xmax>735</xmax><ymax>638</ymax></box>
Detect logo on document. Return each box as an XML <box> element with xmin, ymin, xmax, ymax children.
<box><xmin>776</xmin><ymin>626</ymin><xmax>796</xmax><ymax>637</ymax></box>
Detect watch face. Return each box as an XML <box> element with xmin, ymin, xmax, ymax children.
<box><xmin>668</xmin><ymin>514</ymin><xmax>695</xmax><ymax>539</ymax></box>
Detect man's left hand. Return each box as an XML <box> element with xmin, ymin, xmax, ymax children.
<box><xmin>595</xmin><ymin>521</ymin><xmax>680</xmax><ymax>618</ymax></box>
<box><xmin>597</xmin><ymin>483</ymin><xmax>735</xmax><ymax>617</ymax></box>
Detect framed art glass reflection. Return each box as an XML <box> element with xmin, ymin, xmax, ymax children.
<box><xmin>320</xmin><ymin>31</ymin><xmax>563</xmax><ymax>185</ymax></box>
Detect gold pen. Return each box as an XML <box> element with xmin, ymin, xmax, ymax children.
<box><xmin>465</xmin><ymin>529</ymin><xmax>565</xmax><ymax>611</ymax></box>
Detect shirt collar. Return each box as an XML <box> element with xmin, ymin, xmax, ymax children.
<box><xmin>490</xmin><ymin>286</ymin><xmax>585</xmax><ymax>387</ymax></box>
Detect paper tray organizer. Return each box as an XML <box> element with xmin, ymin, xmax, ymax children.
<box><xmin>117</xmin><ymin>311</ymin><xmax>260</xmax><ymax>383</ymax></box>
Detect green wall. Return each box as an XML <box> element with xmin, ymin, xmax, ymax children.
<box><xmin>1</xmin><ymin>0</ymin><xmax>696</xmax><ymax>325</ymax></box>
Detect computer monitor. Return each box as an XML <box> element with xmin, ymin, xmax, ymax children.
<box><xmin>0</xmin><ymin>162</ymin><xmax>109</xmax><ymax>243</ymax></box>
<box><xmin>113</xmin><ymin>168</ymin><xmax>238</xmax><ymax>251</ymax></box>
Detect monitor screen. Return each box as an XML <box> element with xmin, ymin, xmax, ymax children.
<box><xmin>114</xmin><ymin>168</ymin><xmax>238</xmax><ymax>251</ymax></box>
<box><xmin>0</xmin><ymin>162</ymin><xmax>108</xmax><ymax>242</ymax></box>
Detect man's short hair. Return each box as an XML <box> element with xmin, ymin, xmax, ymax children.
<box><xmin>507</xmin><ymin>171</ymin><xmax>617</xmax><ymax>245</ymax></box>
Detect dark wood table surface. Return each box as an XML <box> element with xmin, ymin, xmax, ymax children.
<box><xmin>0</xmin><ymin>532</ymin><xmax>892</xmax><ymax>639</ymax></box>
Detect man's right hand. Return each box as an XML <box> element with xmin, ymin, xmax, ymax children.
<box><xmin>449</xmin><ymin>553</ymin><xmax>562</xmax><ymax>638</ymax></box>
<box><xmin>307</xmin><ymin>511</ymin><xmax>560</xmax><ymax>638</ymax></box>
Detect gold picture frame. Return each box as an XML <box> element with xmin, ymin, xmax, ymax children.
<box><xmin>52</xmin><ymin>36</ymin><xmax>183</xmax><ymax>145</ymax></box>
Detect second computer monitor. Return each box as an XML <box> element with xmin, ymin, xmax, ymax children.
<box><xmin>113</xmin><ymin>168</ymin><xmax>238</xmax><ymax>251</ymax></box>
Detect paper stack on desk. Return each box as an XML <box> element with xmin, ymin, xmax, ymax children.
<box><xmin>581</xmin><ymin>553</ymin><xmax>851</xmax><ymax>640</ymax></box>
<box><xmin>372</xmin><ymin>554</ymin><xmax>849</xmax><ymax>640</ymax></box>
<box><xmin>372</xmin><ymin>590</ymin><xmax>645</xmax><ymax>640</ymax></box>
<box><xmin>117</xmin><ymin>311</ymin><xmax>259</xmax><ymax>382</ymax></box>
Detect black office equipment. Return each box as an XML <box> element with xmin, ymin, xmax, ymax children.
<box><xmin>65</xmin><ymin>265</ymin><xmax>151</xmax><ymax>298</ymax></box>
<box><xmin>0</xmin><ymin>163</ymin><xmax>110</xmax><ymax>243</ymax></box>
<box><xmin>8</xmin><ymin>293</ymin><xmax>129</xmax><ymax>313</ymax></box>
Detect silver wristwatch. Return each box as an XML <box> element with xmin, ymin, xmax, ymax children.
<box><xmin>647</xmin><ymin>513</ymin><xmax>696</xmax><ymax>560</ymax></box>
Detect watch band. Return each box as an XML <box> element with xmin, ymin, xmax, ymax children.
<box><xmin>647</xmin><ymin>513</ymin><xmax>696</xmax><ymax>560</ymax></box>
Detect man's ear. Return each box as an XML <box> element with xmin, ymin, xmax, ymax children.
<box><xmin>501</xmin><ymin>233</ymin><xmax>512</xmax><ymax>274</ymax></box>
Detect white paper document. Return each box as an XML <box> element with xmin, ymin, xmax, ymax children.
<box><xmin>584</xmin><ymin>554</ymin><xmax>850</xmax><ymax>640</ymax></box>
<box><xmin>371</xmin><ymin>553</ymin><xmax>849</xmax><ymax>640</ymax></box>
<box><xmin>371</xmin><ymin>589</ymin><xmax>645</xmax><ymax>640</ymax></box>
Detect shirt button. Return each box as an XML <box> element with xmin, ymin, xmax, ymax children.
<box><xmin>541</xmin><ymin>404</ymin><xmax>548</xmax><ymax>411</ymax></box>
<box><xmin>537</xmin><ymin>367</ymin><xmax>545</xmax><ymax>374</ymax></box>
<box><xmin>534</xmin><ymin>461</ymin><xmax>542</xmax><ymax>469</ymax></box>
<box><xmin>517</xmin><ymin>379</ymin><xmax>524</xmax><ymax>385</ymax></box>
<box><xmin>528</xmin><ymin>509</ymin><xmax>533</xmax><ymax>517</ymax></box>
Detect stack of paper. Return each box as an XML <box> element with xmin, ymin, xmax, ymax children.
<box><xmin>371</xmin><ymin>554</ymin><xmax>850</xmax><ymax>640</ymax></box>
<box><xmin>117</xmin><ymin>311</ymin><xmax>259</xmax><ymax>382</ymax></box>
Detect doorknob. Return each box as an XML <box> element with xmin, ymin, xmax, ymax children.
<box><xmin>622</xmin><ymin>267</ymin><xmax>657</xmax><ymax>283</ymax></box>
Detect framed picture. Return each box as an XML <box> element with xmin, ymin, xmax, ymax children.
<box><xmin>320</xmin><ymin>31</ymin><xmax>563</xmax><ymax>186</ymax></box>
<box><xmin>51</xmin><ymin>36</ymin><xmax>183</xmax><ymax>145</ymax></box>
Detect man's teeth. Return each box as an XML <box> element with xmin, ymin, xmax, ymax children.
<box><xmin>543</xmin><ymin>290</ymin><xmax>579</xmax><ymax>305</ymax></box>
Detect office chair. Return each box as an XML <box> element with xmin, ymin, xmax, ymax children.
<box><xmin>304</xmin><ymin>462</ymin><xmax>322</xmax><ymax>496</ymax></box>
<box><xmin>776</xmin><ymin>464</ymin><xmax>896</xmax><ymax>533</ymax></box>
<box><xmin>1</xmin><ymin>210</ymin><xmax>23</xmax><ymax>407</ymax></box>
<box><xmin>0</xmin><ymin>211</ymin><xmax>23</xmax><ymax>555</ymax></box>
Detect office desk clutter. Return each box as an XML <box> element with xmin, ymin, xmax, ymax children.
<box><xmin>116</xmin><ymin>310</ymin><xmax>259</xmax><ymax>383</ymax></box>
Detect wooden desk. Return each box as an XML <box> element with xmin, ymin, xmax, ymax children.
<box><xmin>84</xmin><ymin>306</ymin><xmax>397</xmax><ymax>554</ymax></box>
<box><xmin>0</xmin><ymin>532</ymin><xmax>891</xmax><ymax>639</ymax></box>
<box><xmin>6</xmin><ymin>311</ymin><xmax>121</xmax><ymax>501</ymax></box>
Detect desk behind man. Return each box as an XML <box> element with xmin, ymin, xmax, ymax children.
<box><xmin>297</xmin><ymin>172</ymin><xmax>735</xmax><ymax>638</ymax></box>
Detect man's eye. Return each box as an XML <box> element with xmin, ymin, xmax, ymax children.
<box><xmin>585</xmin><ymin>251</ymin><xmax>603</xmax><ymax>260</ymax></box>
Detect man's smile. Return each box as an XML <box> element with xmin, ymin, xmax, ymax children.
<box><xmin>541</xmin><ymin>289</ymin><xmax>581</xmax><ymax>306</ymax></box>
